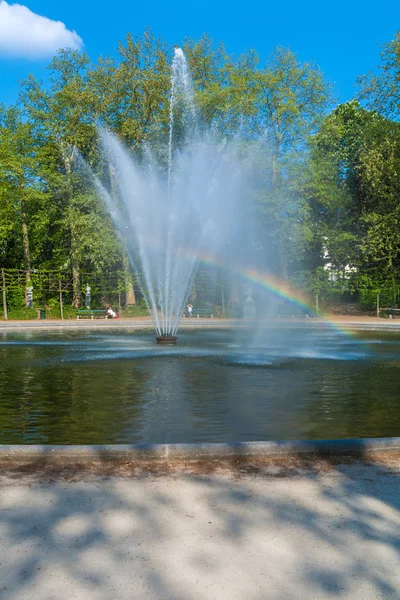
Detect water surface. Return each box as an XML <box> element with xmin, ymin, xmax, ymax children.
<box><xmin>0</xmin><ymin>325</ymin><xmax>399</xmax><ymax>444</ymax></box>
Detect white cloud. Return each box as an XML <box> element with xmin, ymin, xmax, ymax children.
<box><xmin>0</xmin><ymin>1</ymin><xmax>83</xmax><ymax>58</ymax></box>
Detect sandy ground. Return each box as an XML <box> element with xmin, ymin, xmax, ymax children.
<box><xmin>0</xmin><ymin>457</ymin><xmax>399</xmax><ymax>600</ymax></box>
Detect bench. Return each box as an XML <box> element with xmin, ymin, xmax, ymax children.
<box><xmin>378</xmin><ymin>308</ymin><xmax>400</xmax><ymax>319</ymax></box>
<box><xmin>185</xmin><ymin>308</ymin><xmax>214</xmax><ymax>318</ymax></box>
<box><xmin>77</xmin><ymin>310</ymin><xmax>107</xmax><ymax>320</ymax></box>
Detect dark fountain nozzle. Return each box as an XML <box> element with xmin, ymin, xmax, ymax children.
<box><xmin>156</xmin><ymin>335</ymin><xmax>177</xmax><ymax>345</ymax></box>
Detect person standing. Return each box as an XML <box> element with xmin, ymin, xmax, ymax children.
<box><xmin>187</xmin><ymin>303</ymin><xmax>193</xmax><ymax>318</ymax></box>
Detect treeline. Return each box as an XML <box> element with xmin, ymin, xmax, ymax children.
<box><xmin>1</xmin><ymin>30</ymin><xmax>400</xmax><ymax>314</ymax></box>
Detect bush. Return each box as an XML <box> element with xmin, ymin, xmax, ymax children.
<box><xmin>359</xmin><ymin>289</ymin><xmax>395</xmax><ymax>311</ymax></box>
<box><xmin>6</xmin><ymin>308</ymin><xmax>38</xmax><ymax>320</ymax></box>
<box><xmin>45</xmin><ymin>298</ymin><xmax>77</xmax><ymax>319</ymax></box>
<box><xmin>193</xmin><ymin>301</ymin><xmax>215</xmax><ymax>309</ymax></box>
<box><xmin>119</xmin><ymin>303</ymin><xmax>149</xmax><ymax>318</ymax></box>
<box><xmin>225</xmin><ymin>303</ymin><xmax>242</xmax><ymax>318</ymax></box>
<box><xmin>6</xmin><ymin>287</ymin><xmax>26</xmax><ymax>310</ymax></box>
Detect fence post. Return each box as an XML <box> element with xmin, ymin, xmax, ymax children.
<box><xmin>59</xmin><ymin>279</ymin><xmax>64</xmax><ymax>321</ymax></box>
<box><xmin>377</xmin><ymin>293</ymin><xmax>380</xmax><ymax>319</ymax></box>
<box><xmin>2</xmin><ymin>269</ymin><xmax>8</xmax><ymax>320</ymax></box>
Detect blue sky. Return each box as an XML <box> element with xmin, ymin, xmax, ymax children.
<box><xmin>1</xmin><ymin>0</ymin><xmax>400</xmax><ymax>106</ymax></box>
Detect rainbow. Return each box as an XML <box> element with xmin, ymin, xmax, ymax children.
<box><xmin>196</xmin><ymin>252</ymin><xmax>311</xmax><ymax>312</ymax></box>
<box><xmin>179</xmin><ymin>249</ymin><xmax>354</xmax><ymax>336</ymax></box>
<box><xmin>137</xmin><ymin>239</ymin><xmax>354</xmax><ymax>335</ymax></box>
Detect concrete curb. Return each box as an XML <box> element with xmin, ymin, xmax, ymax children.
<box><xmin>0</xmin><ymin>438</ymin><xmax>399</xmax><ymax>462</ymax></box>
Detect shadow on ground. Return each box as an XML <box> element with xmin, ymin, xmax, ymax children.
<box><xmin>0</xmin><ymin>455</ymin><xmax>399</xmax><ymax>599</ymax></box>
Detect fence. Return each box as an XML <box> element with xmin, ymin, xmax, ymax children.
<box><xmin>0</xmin><ymin>268</ymin><xmax>140</xmax><ymax>320</ymax></box>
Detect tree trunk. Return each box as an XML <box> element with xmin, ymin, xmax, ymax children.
<box><xmin>21</xmin><ymin>200</ymin><xmax>32</xmax><ymax>305</ymax></box>
<box><xmin>21</xmin><ymin>218</ymin><xmax>31</xmax><ymax>273</ymax></box>
<box><xmin>2</xmin><ymin>269</ymin><xmax>8</xmax><ymax>320</ymax></box>
<box><xmin>280</xmin><ymin>253</ymin><xmax>288</xmax><ymax>279</ymax></box>
<box><xmin>190</xmin><ymin>282</ymin><xmax>197</xmax><ymax>304</ymax></box>
<box><xmin>109</xmin><ymin>161</ymin><xmax>136</xmax><ymax>305</ymax></box>
<box><xmin>228</xmin><ymin>279</ymin><xmax>240</xmax><ymax>306</ymax></box>
<box><xmin>272</xmin><ymin>154</ymin><xmax>278</xmax><ymax>186</ymax></box>
<box><xmin>271</xmin><ymin>139</ymin><xmax>287</xmax><ymax>278</ymax></box>
<box><xmin>70</xmin><ymin>224</ymin><xmax>81</xmax><ymax>308</ymax></box>
<box><xmin>63</xmin><ymin>147</ymin><xmax>81</xmax><ymax>308</ymax></box>
<box><xmin>123</xmin><ymin>254</ymin><xmax>136</xmax><ymax>305</ymax></box>
<box><xmin>271</xmin><ymin>135</ymin><xmax>281</xmax><ymax>187</ymax></box>
<box><xmin>126</xmin><ymin>277</ymin><xmax>136</xmax><ymax>305</ymax></box>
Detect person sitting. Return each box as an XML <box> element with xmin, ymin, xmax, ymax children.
<box><xmin>106</xmin><ymin>306</ymin><xmax>118</xmax><ymax>319</ymax></box>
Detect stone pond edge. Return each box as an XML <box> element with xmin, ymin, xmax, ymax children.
<box><xmin>0</xmin><ymin>438</ymin><xmax>399</xmax><ymax>462</ymax></box>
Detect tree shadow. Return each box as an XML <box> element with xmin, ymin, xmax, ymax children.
<box><xmin>0</xmin><ymin>454</ymin><xmax>399</xmax><ymax>599</ymax></box>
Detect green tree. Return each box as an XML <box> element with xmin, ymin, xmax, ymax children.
<box><xmin>225</xmin><ymin>47</ymin><xmax>332</xmax><ymax>278</ymax></box>
<box><xmin>183</xmin><ymin>35</ymin><xmax>230</xmax><ymax>126</ymax></box>
<box><xmin>20</xmin><ymin>51</ymin><xmax>123</xmax><ymax>307</ymax></box>
<box><xmin>20</xmin><ymin>51</ymin><xmax>97</xmax><ymax>305</ymax></box>
<box><xmin>228</xmin><ymin>47</ymin><xmax>332</xmax><ymax>177</ymax></box>
<box><xmin>358</xmin><ymin>31</ymin><xmax>400</xmax><ymax>118</ymax></box>
<box><xmin>306</xmin><ymin>101</ymin><xmax>400</xmax><ymax>305</ymax></box>
<box><xmin>88</xmin><ymin>30</ymin><xmax>170</xmax><ymax>148</ymax></box>
<box><xmin>0</xmin><ymin>105</ymin><xmax>49</xmax><ymax>280</ymax></box>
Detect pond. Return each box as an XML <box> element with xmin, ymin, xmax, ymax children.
<box><xmin>0</xmin><ymin>325</ymin><xmax>399</xmax><ymax>444</ymax></box>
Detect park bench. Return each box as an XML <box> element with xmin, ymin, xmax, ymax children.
<box><xmin>76</xmin><ymin>309</ymin><xmax>107</xmax><ymax>320</ymax></box>
<box><xmin>185</xmin><ymin>307</ymin><xmax>215</xmax><ymax>318</ymax></box>
<box><xmin>378</xmin><ymin>308</ymin><xmax>400</xmax><ymax>319</ymax></box>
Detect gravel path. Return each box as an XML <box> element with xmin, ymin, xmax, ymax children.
<box><xmin>0</xmin><ymin>460</ymin><xmax>399</xmax><ymax>599</ymax></box>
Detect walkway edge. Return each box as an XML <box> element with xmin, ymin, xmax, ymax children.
<box><xmin>0</xmin><ymin>438</ymin><xmax>399</xmax><ymax>462</ymax></box>
<box><xmin>2</xmin><ymin>318</ymin><xmax>400</xmax><ymax>331</ymax></box>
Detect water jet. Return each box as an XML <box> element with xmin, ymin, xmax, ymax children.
<box><xmin>94</xmin><ymin>48</ymin><xmax>243</xmax><ymax>339</ymax></box>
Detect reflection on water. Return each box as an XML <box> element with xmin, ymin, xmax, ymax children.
<box><xmin>0</xmin><ymin>326</ymin><xmax>399</xmax><ymax>444</ymax></box>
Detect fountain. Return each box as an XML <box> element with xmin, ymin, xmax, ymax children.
<box><xmin>96</xmin><ymin>48</ymin><xmax>247</xmax><ymax>342</ymax></box>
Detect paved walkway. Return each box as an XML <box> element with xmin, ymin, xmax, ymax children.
<box><xmin>0</xmin><ymin>317</ymin><xmax>231</xmax><ymax>330</ymax></box>
<box><xmin>1</xmin><ymin>316</ymin><xmax>400</xmax><ymax>330</ymax></box>
<box><xmin>0</xmin><ymin>462</ymin><xmax>399</xmax><ymax>599</ymax></box>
